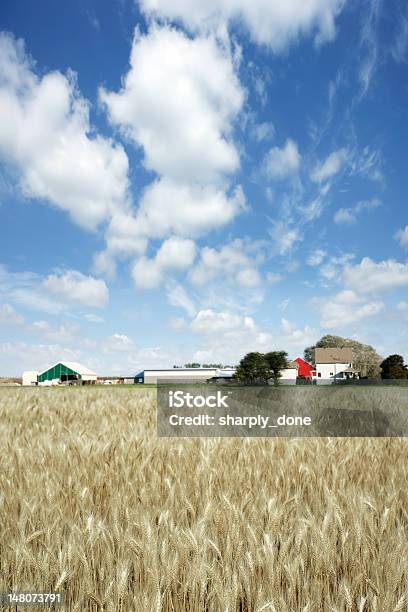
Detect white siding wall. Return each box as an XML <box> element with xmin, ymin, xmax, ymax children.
<box><xmin>280</xmin><ymin>368</ymin><xmax>298</xmax><ymax>380</ymax></box>
<box><xmin>81</xmin><ymin>375</ymin><xmax>97</xmax><ymax>382</ymax></box>
<box><xmin>144</xmin><ymin>369</ymin><xmax>219</xmax><ymax>384</ymax></box>
<box><xmin>22</xmin><ymin>371</ymin><xmax>38</xmax><ymax>386</ymax></box>
<box><xmin>315</xmin><ymin>362</ymin><xmax>350</xmax><ymax>382</ymax></box>
<box><xmin>276</xmin><ymin>367</ymin><xmax>298</xmax><ymax>385</ymax></box>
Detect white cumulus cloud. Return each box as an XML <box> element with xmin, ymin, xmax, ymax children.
<box><xmin>99</xmin><ymin>26</ymin><xmax>247</xmax><ymax>275</ymax></box>
<box><xmin>100</xmin><ymin>26</ymin><xmax>243</xmax><ymax>184</ymax></box>
<box><xmin>235</xmin><ymin>267</ymin><xmax>262</xmax><ymax>288</ymax></box>
<box><xmin>132</xmin><ymin>236</ymin><xmax>197</xmax><ymax>289</ymax></box>
<box><xmin>342</xmin><ymin>257</ymin><xmax>408</xmax><ymax>294</ymax></box>
<box><xmin>190</xmin><ymin>238</ymin><xmax>263</xmax><ymax>288</ymax></box>
<box><xmin>264</xmin><ymin>139</ymin><xmax>301</xmax><ymax>179</ymax></box>
<box><xmin>134</xmin><ymin>179</ymin><xmax>245</xmax><ymax>239</ymax></box>
<box><xmin>42</xmin><ymin>271</ymin><xmax>109</xmax><ymax>308</ymax></box>
<box><xmin>139</xmin><ymin>0</ymin><xmax>346</xmax><ymax>51</ymax></box>
<box><xmin>315</xmin><ymin>289</ymin><xmax>384</xmax><ymax>328</ymax></box>
<box><xmin>0</xmin><ymin>32</ymin><xmax>130</xmax><ymax>231</ymax></box>
<box><xmin>191</xmin><ymin>309</ymin><xmax>255</xmax><ymax>334</ymax></box>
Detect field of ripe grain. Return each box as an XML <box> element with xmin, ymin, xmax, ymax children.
<box><xmin>1</xmin><ymin>387</ymin><xmax>408</xmax><ymax>611</ymax></box>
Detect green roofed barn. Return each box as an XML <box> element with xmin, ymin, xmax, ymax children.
<box><xmin>37</xmin><ymin>361</ymin><xmax>97</xmax><ymax>385</ymax></box>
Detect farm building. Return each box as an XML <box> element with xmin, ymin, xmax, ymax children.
<box><xmin>22</xmin><ymin>371</ymin><xmax>39</xmax><ymax>386</ymax></box>
<box><xmin>277</xmin><ymin>361</ymin><xmax>299</xmax><ymax>384</ymax></box>
<box><xmin>135</xmin><ymin>367</ymin><xmax>236</xmax><ymax>385</ymax></box>
<box><xmin>314</xmin><ymin>348</ymin><xmax>359</xmax><ymax>383</ymax></box>
<box><xmin>36</xmin><ymin>361</ymin><xmax>97</xmax><ymax>385</ymax></box>
<box><xmin>294</xmin><ymin>357</ymin><xmax>315</xmax><ymax>379</ymax></box>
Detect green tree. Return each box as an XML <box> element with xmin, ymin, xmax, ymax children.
<box><xmin>264</xmin><ymin>351</ymin><xmax>289</xmax><ymax>385</ymax></box>
<box><xmin>380</xmin><ymin>355</ymin><xmax>408</xmax><ymax>379</ymax></box>
<box><xmin>304</xmin><ymin>335</ymin><xmax>382</xmax><ymax>379</ymax></box>
<box><xmin>234</xmin><ymin>352</ymin><xmax>270</xmax><ymax>384</ymax></box>
<box><xmin>184</xmin><ymin>363</ymin><xmax>201</xmax><ymax>368</ymax></box>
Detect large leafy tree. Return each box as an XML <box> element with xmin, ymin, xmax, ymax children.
<box><xmin>234</xmin><ymin>352</ymin><xmax>271</xmax><ymax>384</ymax></box>
<box><xmin>264</xmin><ymin>351</ymin><xmax>289</xmax><ymax>385</ymax></box>
<box><xmin>235</xmin><ymin>351</ymin><xmax>289</xmax><ymax>384</ymax></box>
<box><xmin>380</xmin><ymin>355</ymin><xmax>408</xmax><ymax>379</ymax></box>
<box><xmin>304</xmin><ymin>335</ymin><xmax>382</xmax><ymax>379</ymax></box>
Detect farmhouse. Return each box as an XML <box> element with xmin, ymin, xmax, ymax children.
<box><xmin>314</xmin><ymin>348</ymin><xmax>359</xmax><ymax>383</ymax></box>
<box><xmin>22</xmin><ymin>361</ymin><xmax>98</xmax><ymax>386</ymax></box>
<box><xmin>135</xmin><ymin>367</ymin><xmax>236</xmax><ymax>385</ymax></box>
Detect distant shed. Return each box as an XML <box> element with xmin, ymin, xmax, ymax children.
<box><xmin>22</xmin><ymin>371</ymin><xmax>39</xmax><ymax>386</ymax></box>
<box><xmin>278</xmin><ymin>361</ymin><xmax>299</xmax><ymax>384</ymax></box>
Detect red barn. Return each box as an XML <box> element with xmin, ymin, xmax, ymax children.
<box><xmin>294</xmin><ymin>357</ymin><xmax>315</xmax><ymax>379</ymax></box>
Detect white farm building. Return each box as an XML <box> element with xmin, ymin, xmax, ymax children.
<box><xmin>135</xmin><ymin>367</ymin><xmax>236</xmax><ymax>385</ymax></box>
<box><xmin>278</xmin><ymin>361</ymin><xmax>299</xmax><ymax>384</ymax></box>
<box><xmin>314</xmin><ymin>348</ymin><xmax>359</xmax><ymax>383</ymax></box>
<box><xmin>22</xmin><ymin>371</ymin><xmax>39</xmax><ymax>386</ymax></box>
<box><xmin>22</xmin><ymin>361</ymin><xmax>98</xmax><ymax>386</ymax></box>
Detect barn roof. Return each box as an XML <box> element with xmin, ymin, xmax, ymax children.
<box><xmin>39</xmin><ymin>361</ymin><xmax>97</xmax><ymax>376</ymax></box>
<box><xmin>294</xmin><ymin>357</ymin><xmax>312</xmax><ymax>365</ymax></box>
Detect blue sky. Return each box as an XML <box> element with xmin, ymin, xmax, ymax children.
<box><xmin>0</xmin><ymin>0</ymin><xmax>407</xmax><ymax>375</ymax></box>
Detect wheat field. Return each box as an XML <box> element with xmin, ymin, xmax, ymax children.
<box><xmin>0</xmin><ymin>387</ymin><xmax>407</xmax><ymax>611</ymax></box>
